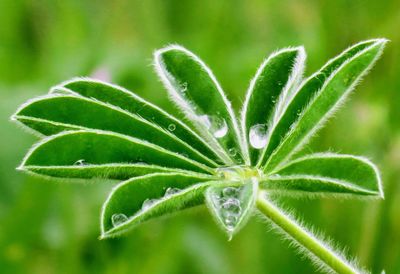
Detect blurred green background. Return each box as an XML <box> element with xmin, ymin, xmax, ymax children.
<box><xmin>1</xmin><ymin>0</ymin><xmax>399</xmax><ymax>273</ymax></box>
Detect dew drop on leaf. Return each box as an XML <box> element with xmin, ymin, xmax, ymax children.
<box><xmin>228</xmin><ymin>148</ymin><xmax>237</xmax><ymax>157</ymax></box>
<box><xmin>181</xmin><ymin>82</ymin><xmax>188</xmax><ymax>92</ymax></box>
<box><xmin>249</xmin><ymin>124</ymin><xmax>268</xmax><ymax>149</ymax></box>
<box><xmin>74</xmin><ymin>159</ymin><xmax>86</xmax><ymax>166</ymax></box>
<box><xmin>142</xmin><ymin>198</ymin><xmax>157</xmax><ymax>210</ymax></box>
<box><xmin>221</xmin><ymin>198</ymin><xmax>241</xmax><ymax>213</ymax></box>
<box><xmin>224</xmin><ymin>213</ymin><xmax>238</xmax><ymax>229</ymax></box>
<box><xmin>111</xmin><ymin>213</ymin><xmax>128</xmax><ymax>227</ymax></box>
<box><xmin>168</xmin><ymin>123</ymin><xmax>176</xmax><ymax>131</ymax></box>
<box><xmin>212</xmin><ymin>117</ymin><xmax>228</xmax><ymax>138</ymax></box>
<box><xmin>222</xmin><ymin>187</ymin><xmax>239</xmax><ymax>198</ymax></box>
<box><xmin>198</xmin><ymin>114</ymin><xmax>228</xmax><ymax>138</ymax></box>
<box><xmin>164</xmin><ymin>187</ymin><xmax>181</xmax><ymax>196</ymax></box>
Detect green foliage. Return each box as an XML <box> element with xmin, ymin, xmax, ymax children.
<box><xmin>262</xmin><ymin>153</ymin><xmax>382</xmax><ymax>196</ymax></box>
<box><xmin>13</xmin><ymin>39</ymin><xmax>386</xmax><ymax>273</ymax></box>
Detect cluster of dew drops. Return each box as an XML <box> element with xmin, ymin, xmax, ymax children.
<box><xmin>213</xmin><ymin>186</ymin><xmax>243</xmax><ymax>231</ymax></box>
<box><xmin>111</xmin><ymin>187</ymin><xmax>181</xmax><ymax>227</ymax></box>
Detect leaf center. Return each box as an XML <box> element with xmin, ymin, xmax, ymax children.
<box><xmin>216</xmin><ymin>165</ymin><xmax>262</xmax><ymax>181</ymax></box>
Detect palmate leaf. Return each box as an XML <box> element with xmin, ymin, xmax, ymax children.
<box><xmin>257</xmin><ymin>39</ymin><xmax>387</xmax><ymax>172</ymax></box>
<box><xmin>13</xmin><ymin>38</ymin><xmax>387</xmax><ymax>261</ymax></box>
<box><xmin>261</xmin><ymin>153</ymin><xmax>383</xmax><ymax>197</ymax></box>
<box><xmin>154</xmin><ymin>45</ymin><xmax>246</xmax><ymax>164</ymax></box>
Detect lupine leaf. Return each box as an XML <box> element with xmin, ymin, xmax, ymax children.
<box><xmin>50</xmin><ymin>78</ymin><xmax>223</xmax><ymax>165</ymax></box>
<box><xmin>241</xmin><ymin>47</ymin><xmax>305</xmax><ymax>165</ymax></box>
<box><xmin>260</xmin><ymin>153</ymin><xmax>382</xmax><ymax>197</ymax></box>
<box><xmin>205</xmin><ymin>179</ymin><xmax>258</xmax><ymax>239</ymax></box>
<box><xmin>13</xmin><ymin>95</ymin><xmax>217</xmax><ymax>167</ymax></box>
<box><xmin>154</xmin><ymin>45</ymin><xmax>245</xmax><ymax>164</ymax></box>
<box><xmin>260</xmin><ymin>39</ymin><xmax>387</xmax><ymax>172</ymax></box>
<box><xmin>19</xmin><ymin>130</ymin><xmax>214</xmax><ymax>177</ymax></box>
<box><xmin>101</xmin><ymin>173</ymin><xmax>215</xmax><ymax>238</ymax></box>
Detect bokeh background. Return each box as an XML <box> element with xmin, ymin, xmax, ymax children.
<box><xmin>1</xmin><ymin>0</ymin><xmax>399</xmax><ymax>273</ymax></box>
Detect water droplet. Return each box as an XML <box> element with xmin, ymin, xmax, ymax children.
<box><xmin>168</xmin><ymin>123</ymin><xmax>176</xmax><ymax>132</ymax></box>
<box><xmin>142</xmin><ymin>198</ymin><xmax>157</xmax><ymax>210</ymax></box>
<box><xmin>249</xmin><ymin>124</ymin><xmax>268</xmax><ymax>149</ymax></box>
<box><xmin>224</xmin><ymin>214</ymin><xmax>238</xmax><ymax>227</ymax></box>
<box><xmin>296</xmin><ymin>109</ymin><xmax>302</xmax><ymax>116</ymax></box>
<box><xmin>228</xmin><ymin>148</ymin><xmax>237</xmax><ymax>157</ymax></box>
<box><xmin>181</xmin><ymin>82</ymin><xmax>188</xmax><ymax>92</ymax></box>
<box><xmin>271</xmin><ymin>96</ymin><xmax>276</xmax><ymax>103</ymax></box>
<box><xmin>74</xmin><ymin>159</ymin><xmax>86</xmax><ymax>166</ymax></box>
<box><xmin>198</xmin><ymin>115</ymin><xmax>228</xmax><ymax>139</ymax></box>
<box><xmin>211</xmin><ymin>117</ymin><xmax>228</xmax><ymax>138</ymax></box>
<box><xmin>222</xmin><ymin>187</ymin><xmax>239</xmax><ymax>198</ymax></box>
<box><xmin>221</xmin><ymin>198</ymin><xmax>241</xmax><ymax>213</ymax></box>
<box><xmin>165</xmin><ymin>187</ymin><xmax>181</xmax><ymax>196</ymax></box>
<box><xmin>111</xmin><ymin>213</ymin><xmax>128</xmax><ymax>227</ymax></box>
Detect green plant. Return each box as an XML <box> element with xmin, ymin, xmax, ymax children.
<box><xmin>12</xmin><ymin>39</ymin><xmax>386</xmax><ymax>273</ymax></box>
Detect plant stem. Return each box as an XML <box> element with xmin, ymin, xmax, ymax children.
<box><xmin>256</xmin><ymin>190</ymin><xmax>361</xmax><ymax>274</ymax></box>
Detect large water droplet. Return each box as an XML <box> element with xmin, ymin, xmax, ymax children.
<box><xmin>111</xmin><ymin>213</ymin><xmax>128</xmax><ymax>227</ymax></box>
<box><xmin>249</xmin><ymin>124</ymin><xmax>268</xmax><ymax>149</ymax></box>
<box><xmin>165</xmin><ymin>187</ymin><xmax>181</xmax><ymax>196</ymax></box>
<box><xmin>168</xmin><ymin>123</ymin><xmax>176</xmax><ymax>132</ymax></box>
<box><xmin>142</xmin><ymin>198</ymin><xmax>156</xmax><ymax>210</ymax></box>
<box><xmin>74</xmin><ymin>159</ymin><xmax>86</xmax><ymax>166</ymax></box>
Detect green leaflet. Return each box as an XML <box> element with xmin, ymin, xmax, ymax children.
<box><xmin>154</xmin><ymin>45</ymin><xmax>245</xmax><ymax>164</ymax></box>
<box><xmin>101</xmin><ymin>173</ymin><xmax>215</xmax><ymax>238</ymax></box>
<box><xmin>52</xmin><ymin>78</ymin><xmax>223</xmax><ymax>165</ymax></box>
<box><xmin>260</xmin><ymin>39</ymin><xmax>387</xmax><ymax>172</ymax></box>
<box><xmin>241</xmin><ymin>47</ymin><xmax>305</xmax><ymax>165</ymax></box>
<box><xmin>261</xmin><ymin>153</ymin><xmax>382</xmax><ymax>196</ymax></box>
<box><xmin>205</xmin><ymin>179</ymin><xmax>258</xmax><ymax>239</ymax></box>
<box><xmin>13</xmin><ymin>95</ymin><xmax>217</xmax><ymax>167</ymax></box>
<box><xmin>20</xmin><ymin>130</ymin><xmax>214</xmax><ymax>176</ymax></box>
<box><xmin>13</xmin><ymin>116</ymin><xmax>84</xmax><ymax>136</ymax></box>
<box><xmin>21</xmin><ymin>164</ymin><xmax>209</xmax><ymax>181</ymax></box>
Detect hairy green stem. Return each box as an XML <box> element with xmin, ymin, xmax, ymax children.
<box><xmin>256</xmin><ymin>190</ymin><xmax>361</xmax><ymax>274</ymax></box>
